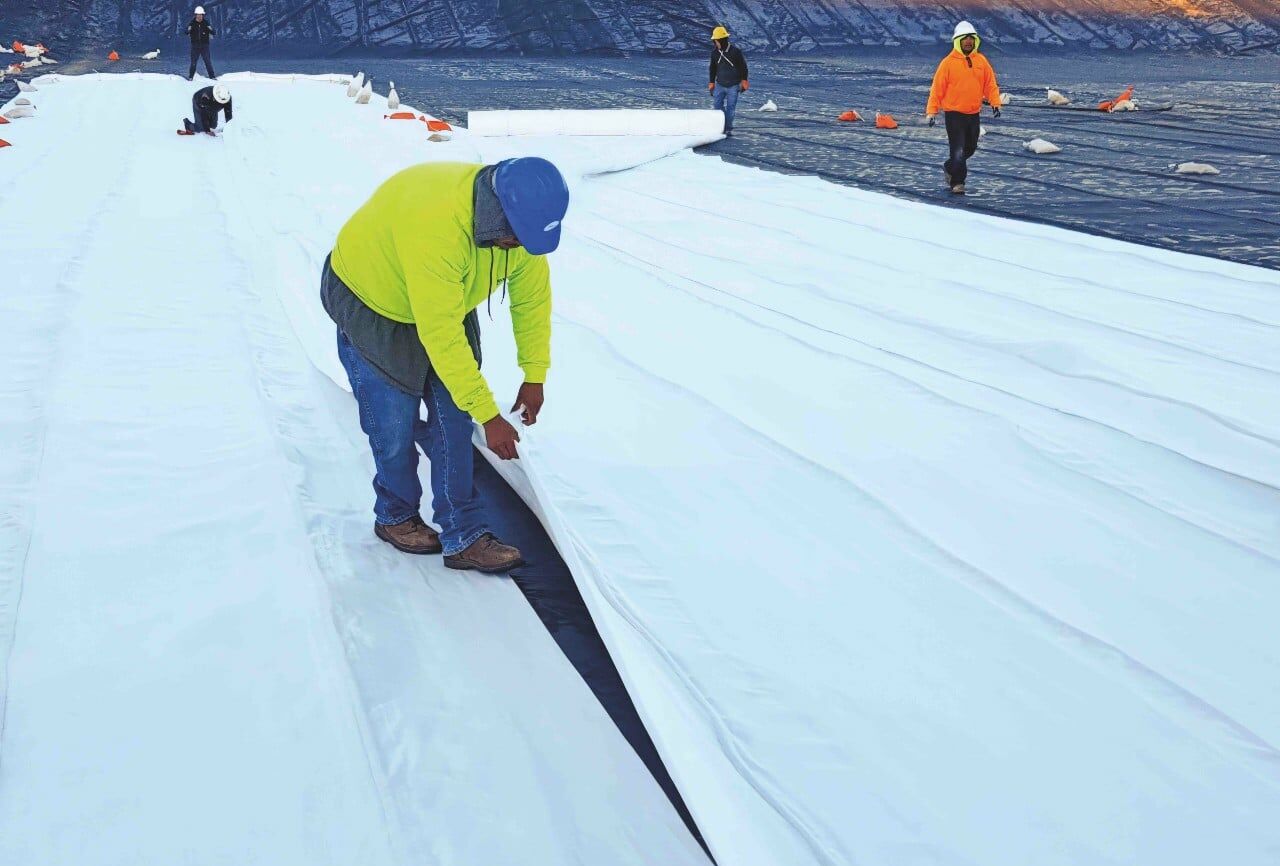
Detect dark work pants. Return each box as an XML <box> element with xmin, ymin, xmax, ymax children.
<box><xmin>188</xmin><ymin>44</ymin><xmax>216</xmax><ymax>79</ymax></box>
<box><xmin>186</xmin><ymin>93</ymin><xmax>219</xmax><ymax>133</ymax></box>
<box><xmin>943</xmin><ymin>111</ymin><xmax>981</xmax><ymax>185</ymax></box>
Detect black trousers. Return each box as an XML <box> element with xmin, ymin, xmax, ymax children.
<box><xmin>943</xmin><ymin>111</ymin><xmax>981</xmax><ymax>185</ymax></box>
<box><xmin>185</xmin><ymin>93</ymin><xmax>220</xmax><ymax>132</ymax></box>
<box><xmin>188</xmin><ymin>43</ymin><xmax>216</xmax><ymax>79</ymax></box>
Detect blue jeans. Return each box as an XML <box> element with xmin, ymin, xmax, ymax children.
<box><xmin>713</xmin><ymin>84</ymin><xmax>740</xmax><ymax>133</ymax></box>
<box><xmin>336</xmin><ymin>328</ymin><xmax>489</xmax><ymax>555</ymax></box>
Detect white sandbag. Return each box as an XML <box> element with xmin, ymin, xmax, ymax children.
<box><xmin>15</xmin><ymin>98</ymin><xmax>33</xmax><ymax>106</ymax></box>
<box><xmin>1112</xmin><ymin>99</ymin><xmax>1137</xmax><ymax>112</ymax></box>
<box><xmin>1172</xmin><ymin>162</ymin><xmax>1220</xmax><ymax>175</ymax></box>
<box><xmin>468</xmin><ymin>109</ymin><xmax>726</xmax><ymax>138</ymax></box>
<box><xmin>142</xmin><ymin>50</ymin><xmax>160</xmax><ymax>60</ymax></box>
<box><xmin>355</xmin><ymin>79</ymin><xmax>372</xmax><ymax>105</ymax></box>
<box><xmin>1023</xmin><ymin>137</ymin><xmax>1062</xmax><ymax>155</ymax></box>
<box><xmin>1046</xmin><ymin>89</ymin><xmax>1070</xmax><ymax>106</ymax></box>
<box><xmin>758</xmin><ymin>99</ymin><xmax>778</xmax><ymax>112</ymax></box>
<box><xmin>17</xmin><ymin>81</ymin><xmax>38</xmax><ymax>92</ymax></box>
<box><xmin>5</xmin><ymin>107</ymin><xmax>37</xmax><ymax>119</ymax></box>
<box><xmin>346</xmin><ymin>72</ymin><xmax>363</xmax><ymax>98</ymax></box>
<box><xmin>1000</xmin><ymin>92</ymin><xmax>1014</xmax><ymax>106</ymax></box>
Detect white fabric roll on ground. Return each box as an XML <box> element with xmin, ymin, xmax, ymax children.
<box><xmin>468</xmin><ymin>109</ymin><xmax>725</xmax><ymax>137</ymax></box>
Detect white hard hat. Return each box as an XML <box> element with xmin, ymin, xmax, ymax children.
<box><xmin>195</xmin><ymin>6</ymin><xmax>205</xmax><ymax>14</ymax></box>
<box><xmin>953</xmin><ymin>20</ymin><xmax>978</xmax><ymax>40</ymax></box>
<box><xmin>213</xmin><ymin>84</ymin><xmax>230</xmax><ymax>104</ymax></box>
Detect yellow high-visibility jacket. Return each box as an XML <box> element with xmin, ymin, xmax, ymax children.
<box><xmin>332</xmin><ymin>162</ymin><xmax>551</xmax><ymax>423</ymax></box>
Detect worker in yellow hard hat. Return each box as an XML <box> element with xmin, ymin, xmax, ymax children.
<box><xmin>708</xmin><ymin>25</ymin><xmax>749</xmax><ymax>137</ymax></box>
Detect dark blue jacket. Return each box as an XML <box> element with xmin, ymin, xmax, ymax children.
<box><xmin>192</xmin><ymin>86</ymin><xmax>232</xmax><ymax>131</ymax></box>
<box><xmin>186</xmin><ymin>18</ymin><xmax>215</xmax><ymax>44</ymax></box>
<box><xmin>709</xmin><ymin>44</ymin><xmax>748</xmax><ymax>87</ymax></box>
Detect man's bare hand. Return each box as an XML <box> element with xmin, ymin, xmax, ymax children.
<box><xmin>484</xmin><ymin>414</ymin><xmax>521</xmax><ymax>460</ymax></box>
<box><xmin>511</xmin><ymin>383</ymin><xmax>545</xmax><ymax>426</ymax></box>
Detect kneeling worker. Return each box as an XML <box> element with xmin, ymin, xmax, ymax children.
<box><xmin>322</xmin><ymin>159</ymin><xmax>569</xmax><ymax>573</ymax></box>
<box><xmin>180</xmin><ymin>83</ymin><xmax>231</xmax><ymax>136</ymax></box>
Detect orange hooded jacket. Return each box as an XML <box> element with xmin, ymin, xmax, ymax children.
<box><xmin>927</xmin><ymin>36</ymin><xmax>1001</xmax><ymax>116</ymax></box>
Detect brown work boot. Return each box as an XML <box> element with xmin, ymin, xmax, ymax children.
<box><xmin>444</xmin><ymin>533</ymin><xmax>525</xmax><ymax>574</ymax></box>
<box><xmin>375</xmin><ymin>516</ymin><xmax>442</xmax><ymax>555</ymax></box>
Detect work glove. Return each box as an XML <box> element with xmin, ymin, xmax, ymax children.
<box><xmin>927</xmin><ymin>115</ymin><xmax>936</xmax><ymax>127</ymax></box>
<box><xmin>708</xmin><ymin>82</ymin><xmax>715</xmax><ymax>91</ymax></box>
<box><xmin>741</xmin><ymin>80</ymin><xmax>749</xmax><ymax>91</ymax></box>
<box><xmin>992</xmin><ymin>107</ymin><xmax>1002</xmax><ymax>118</ymax></box>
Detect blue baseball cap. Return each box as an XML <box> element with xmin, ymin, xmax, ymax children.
<box><xmin>493</xmin><ymin>157</ymin><xmax>569</xmax><ymax>255</ymax></box>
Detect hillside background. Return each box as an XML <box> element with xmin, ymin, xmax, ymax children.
<box><xmin>6</xmin><ymin>0</ymin><xmax>1280</xmax><ymax>53</ymax></box>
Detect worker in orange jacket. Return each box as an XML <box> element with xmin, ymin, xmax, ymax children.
<box><xmin>926</xmin><ymin>21</ymin><xmax>1002</xmax><ymax>195</ymax></box>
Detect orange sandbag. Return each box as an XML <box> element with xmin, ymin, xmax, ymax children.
<box><xmin>13</xmin><ymin>41</ymin><xmax>25</xmax><ymax>53</ymax></box>
<box><xmin>1099</xmin><ymin>85</ymin><xmax>1133</xmax><ymax>112</ymax></box>
<box><xmin>0</xmin><ymin>139</ymin><xmax>11</xmax><ymax>148</ymax></box>
<box><xmin>421</xmin><ymin>118</ymin><xmax>452</xmax><ymax>132</ymax></box>
<box><xmin>108</xmin><ymin>50</ymin><xmax>120</xmax><ymax>61</ymax></box>
<box><xmin>837</xmin><ymin>110</ymin><xmax>862</xmax><ymax>122</ymax></box>
<box><xmin>385</xmin><ymin>112</ymin><xmax>419</xmax><ymax>120</ymax></box>
<box><xmin>875</xmin><ymin>113</ymin><xmax>899</xmax><ymax>129</ymax></box>
<box><xmin>0</xmin><ymin>116</ymin><xmax>9</xmax><ymax>124</ymax></box>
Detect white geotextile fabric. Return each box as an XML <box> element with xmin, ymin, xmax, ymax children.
<box><xmin>472</xmin><ymin>153</ymin><xmax>1280</xmax><ymax>865</ymax></box>
<box><xmin>0</xmin><ymin>72</ymin><xmax>707</xmax><ymax>866</ymax></box>
<box><xmin>5</xmin><ymin>71</ymin><xmax>1279</xmax><ymax>866</ymax></box>
<box><xmin>468</xmin><ymin>108</ymin><xmax>725</xmax><ymax>138</ymax></box>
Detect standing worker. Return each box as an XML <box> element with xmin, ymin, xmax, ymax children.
<box><xmin>708</xmin><ymin>26</ymin><xmax>749</xmax><ymax>137</ymax></box>
<box><xmin>186</xmin><ymin>5</ymin><xmax>217</xmax><ymax>81</ymax></box>
<box><xmin>925</xmin><ymin>21</ymin><xmax>1002</xmax><ymax>195</ymax></box>
<box><xmin>321</xmin><ymin>159</ymin><xmax>569</xmax><ymax>573</ymax></box>
<box><xmin>178</xmin><ymin>83</ymin><xmax>232</xmax><ymax>135</ymax></box>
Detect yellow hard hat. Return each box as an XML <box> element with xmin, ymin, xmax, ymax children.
<box><xmin>711</xmin><ymin>25</ymin><xmax>729</xmax><ymax>41</ymax></box>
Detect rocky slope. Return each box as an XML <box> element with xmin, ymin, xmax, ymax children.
<box><xmin>8</xmin><ymin>0</ymin><xmax>1279</xmax><ymax>54</ymax></box>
